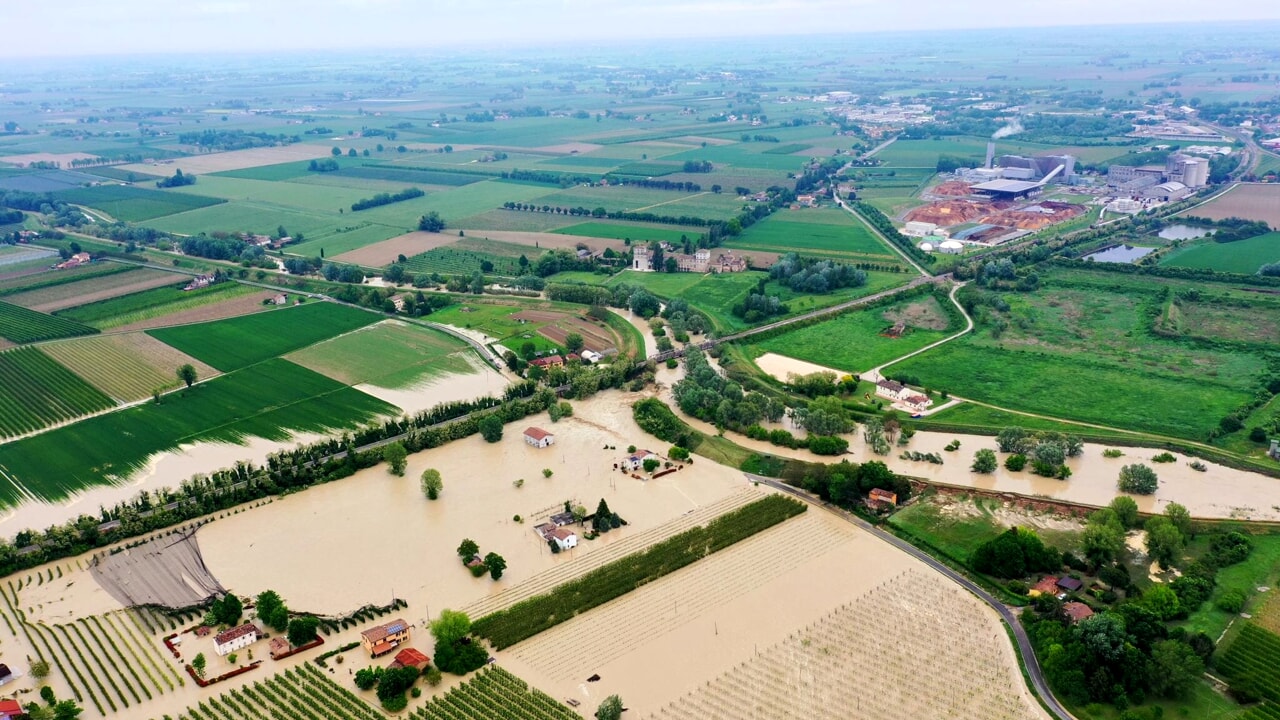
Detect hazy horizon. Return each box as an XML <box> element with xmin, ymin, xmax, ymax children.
<box><xmin>5</xmin><ymin>0</ymin><xmax>1280</xmax><ymax>59</ymax></box>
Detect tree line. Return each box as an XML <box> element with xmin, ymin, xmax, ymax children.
<box><xmin>350</xmin><ymin>187</ymin><xmax>424</xmax><ymax>212</ymax></box>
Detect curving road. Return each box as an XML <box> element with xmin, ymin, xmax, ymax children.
<box><xmin>746</xmin><ymin>473</ymin><xmax>1076</xmax><ymax>720</ymax></box>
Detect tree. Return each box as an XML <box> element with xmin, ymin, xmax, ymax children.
<box><xmin>331</xmin><ymin>146</ymin><xmax>342</xmax><ymax>156</ymax></box>
<box><xmin>421</xmin><ymin>468</ymin><xmax>443</xmax><ymax>500</ymax></box>
<box><xmin>192</xmin><ymin>652</ymin><xmax>207</xmax><ymax>679</ymax></box>
<box><xmin>383</xmin><ymin>442</ymin><xmax>408</xmax><ymax>476</ymax></box>
<box><xmin>1117</xmin><ymin>463</ymin><xmax>1158</xmax><ymax>495</ymax></box>
<box><xmin>417</xmin><ymin>211</ymin><xmax>446</xmax><ymax>232</ymax></box>
<box><xmin>347</xmin><ymin>148</ymin><xmax>358</xmax><ymax>157</ymax></box>
<box><xmin>478</xmin><ymin>415</ymin><xmax>503</xmax><ymax>443</ymax></box>
<box><xmin>564</xmin><ymin>332</ymin><xmax>585</xmax><ymax>354</ymax></box>
<box><xmin>1145</xmin><ymin>516</ymin><xmax>1184</xmax><ymax>569</ymax></box>
<box><xmin>430</xmin><ymin>609</ymin><xmax>487</xmax><ymax>675</ymax></box>
<box><xmin>354</xmin><ymin>666</ymin><xmax>381</xmax><ymax>690</ymax></box>
<box><xmin>1004</xmin><ymin>454</ymin><xmax>1027</xmax><ymax>471</ymax></box>
<box><xmin>176</xmin><ymin>364</ymin><xmax>197</xmax><ymax>389</ymax></box>
<box><xmin>53</xmin><ymin>701</ymin><xmax>83</xmax><ymax>720</ymax></box>
<box><xmin>211</xmin><ymin>593</ymin><xmax>242</xmax><ymax>625</ymax></box>
<box><xmin>31</xmin><ymin>658</ymin><xmax>51</xmax><ymax>679</ymax></box>
<box><xmin>457</xmin><ymin>538</ymin><xmax>479</xmax><ymax>560</ymax></box>
<box><xmin>996</xmin><ymin>427</ymin><xmax>1030</xmax><ymax>453</ymax></box>
<box><xmin>519</xmin><ymin>341</ymin><xmax>537</xmax><ymax>360</ymax></box>
<box><xmin>287</xmin><ymin>616</ymin><xmax>320</xmax><ymax>646</ymax></box>
<box><xmin>595</xmin><ymin>498</ymin><xmax>615</xmax><ymax>533</ymax></box>
<box><xmin>484</xmin><ymin>552</ymin><xmax>507</xmax><ymax>580</ymax></box>
<box><xmin>1142</xmin><ymin>584</ymin><xmax>1181</xmax><ymax>620</ymax></box>
<box><xmin>1149</xmin><ymin>639</ymin><xmax>1204</xmax><ymax>698</ymax></box>
<box><xmin>376</xmin><ymin>665</ymin><xmax>420</xmax><ymax>710</ymax></box>
<box><xmin>642</xmin><ymin>457</ymin><xmax>661</xmax><ymax>473</ymax></box>
<box><xmin>41</xmin><ymin>685</ymin><xmax>56</xmax><ymax>705</ymax></box>
<box><xmin>971</xmin><ymin>449</ymin><xmax>997</xmax><ymax>473</ymax></box>
<box><xmin>1082</xmin><ymin>510</ymin><xmax>1126</xmax><ymax>567</ymax></box>
<box><xmin>1165</xmin><ymin>502</ymin><xmax>1192</xmax><ymax>540</ymax></box>
<box><xmin>1108</xmin><ymin>496</ymin><xmax>1139</xmax><ymax>529</ymax></box>
<box><xmin>1075</xmin><ymin>613</ymin><xmax>1128</xmax><ymax>663</ymax></box>
<box><xmin>255</xmin><ymin>590</ymin><xmax>289</xmax><ymax>632</ymax></box>
<box><xmin>595</xmin><ymin>695</ymin><xmax>624</xmax><ymax>720</ymax></box>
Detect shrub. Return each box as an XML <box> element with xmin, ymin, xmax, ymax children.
<box><xmin>1103</xmin><ymin>448</ymin><xmax>1123</xmax><ymax>458</ymax></box>
<box><xmin>1118</xmin><ymin>464</ymin><xmax>1159</xmax><ymax>495</ymax></box>
<box><xmin>1215</xmin><ymin>588</ymin><xmax>1247</xmax><ymax>614</ymax></box>
<box><xmin>1004</xmin><ymin>454</ymin><xmax>1027</xmax><ymax>471</ymax></box>
<box><xmin>1151</xmin><ymin>452</ymin><xmax>1177</xmax><ymax>463</ymax></box>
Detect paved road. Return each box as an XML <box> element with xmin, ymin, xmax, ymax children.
<box><xmin>746</xmin><ymin>473</ymin><xmax>1076</xmax><ymax>720</ymax></box>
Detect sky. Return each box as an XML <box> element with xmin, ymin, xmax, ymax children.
<box><xmin>4</xmin><ymin>0</ymin><xmax>1280</xmax><ymax>58</ymax></box>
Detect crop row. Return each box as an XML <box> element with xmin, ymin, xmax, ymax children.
<box><xmin>413</xmin><ymin>666</ymin><xmax>578</xmax><ymax>720</ymax></box>
<box><xmin>1238</xmin><ymin>703</ymin><xmax>1280</xmax><ymax>720</ymax></box>
<box><xmin>471</xmin><ymin>494</ymin><xmax>806</xmax><ymax>649</ymax></box>
<box><xmin>55</xmin><ymin>280</ymin><xmax>250</xmax><ymax>329</ymax></box>
<box><xmin>0</xmin><ymin>347</ymin><xmax>114</xmax><ymax>438</ymax></box>
<box><xmin>1218</xmin><ymin>622</ymin><xmax>1280</xmax><ymax>703</ymax></box>
<box><xmin>0</xmin><ymin>262</ymin><xmax>134</xmax><ymax>297</ymax></box>
<box><xmin>155</xmin><ymin>662</ymin><xmax>384</xmax><ymax>720</ymax></box>
<box><xmin>401</xmin><ymin>248</ymin><xmax>523</xmax><ymax>277</ymax></box>
<box><xmin>0</xmin><ymin>299</ymin><xmax>98</xmax><ymax>343</ymax></box>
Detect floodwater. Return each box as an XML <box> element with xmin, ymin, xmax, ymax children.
<box><xmin>199</xmin><ymin>391</ymin><xmax>748</xmax><ymax>615</ymax></box>
<box><xmin>753</xmin><ymin>351</ymin><xmax>850</xmax><ymax>380</ymax></box>
<box><xmin>1084</xmin><ymin>244</ymin><xmax>1156</xmax><ymax>263</ymax></box>
<box><xmin>354</xmin><ymin>354</ymin><xmax>508</xmax><ymax>415</ymax></box>
<box><xmin>1158</xmin><ymin>224</ymin><xmax>1213</xmax><ymax>240</ymax></box>
<box><xmin>0</xmin><ymin>432</ymin><xmax>327</xmax><ymax>537</ymax></box>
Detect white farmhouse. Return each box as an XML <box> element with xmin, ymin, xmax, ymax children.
<box><xmin>523</xmin><ymin>427</ymin><xmax>555</xmax><ymax>448</ymax></box>
<box><xmin>213</xmin><ymin>624</ymin><xmax>260</xmax><ymax>657</ymax></box>
<box><xmin>622</xmin><ymin>449</ymin><xmax>660</xmax><ymax>471</ymax></box>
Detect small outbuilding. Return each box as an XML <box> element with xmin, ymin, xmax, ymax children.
<box><xmin>0</xmin><ymin>698</ymin><xmax>23</xmax><ymax>720</ymax></box>
<box><xmin>1056</xmin><ymin>577</ymin><xmax>1084</xmax><ymax>593</ymax></box>
<box><xmin>524</xmin><ymin>427</ymin><xmax>555</xmax><ymax>448</ymax></box>
<box><xmin>1063</xmin><ymin>602</ymin><xmax>1095</xmax><ymax>624</ymax></box>
<box><xmin>389</xmin><ymin>647</ymin><xmax>431</xmax><ymax>671</ymax></box>
<box><xmin>867</xmin><ymin>488</ymin><xmax>898</xmax><ymax>510</ymax></box>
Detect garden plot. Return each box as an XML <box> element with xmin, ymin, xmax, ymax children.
<box><xmin>42</xmin><ymin>333</ymin><xmax>219</xmax><ymax>402</ymax></box>
<box><xmin>5</xmin><ymin>268</ymin><xmax>180</xmax><ymax>313</ymax></box>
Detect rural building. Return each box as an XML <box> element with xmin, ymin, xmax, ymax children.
<box><xmin>1269</xmin><ymin>439</ymin><xmax>1279</xmax><ymax>460</ymax></box>
<box><xmin>1063</xmin><ymin>602</ymin><xmax>1095</xmax><ymax>624</ymax></box>
<box><xmin>622</xmin><ymin>449</ymin><xmax>660</xmax><ymax>471</ymax></box>
<box><xmin>269</xmin><ymin>637</ymin><xmax>291</xmax><ymax>659</ymax></box>
<box><xmin>1145</xmin><ymin>181</ymin><xmax>1190</xmax><ymax>202</ymax></box>
<box><xmin>0</xmin><ymin>698</ymin><xmax>22</xmax><ymax>720</ymax></box>
<box><xmin>902</xmin><ymin>394</ymin><xmax>933</xmax><ymax>412</ymax></box>
<box><xmin>184</xmin><ymin>274</ymin><xmax>216</xmax><ymax>291</ymax></box>
<box><xmin>213</xmin><ymin>623</ymin><xmax>261</xmax><ymax>656</ymax></box>
<box><xmin>631</xmin><ymin>245</ymin><xmax>654</xmax><ymax>271</ymax></box>
<box><xmin>389</xmin><ymin>647</ymin><xmax>431</xmax><ymax>671</ymax></box>
<box><xmin>0</xmin><ymin>663</ymin><xmax>13</xmax><ymax>687</ymax></box>
<box><xmin>549</xmin><ymin>527</ymin><xmax>578</xmax><ymax>550</ymax></box>
<box><xmin>795</xmin><ymin>194</ymin><xmax>818</xmax><ymax>207</ymax></box>
<box><xmin>360</xmin><ymin>619</ymin><xmax>410</xmax><ymax>657</ymax></box>
<box><xmin>904</xmin><ymin>221</ymin><xmax>938</xmax><ymax>237</ymax></box>
<box><xmin>866</xmin><ymin>488</ymin><xmax>898</xmax><ymax>509</ymax></box>
<box><xmin>1029</xmin><ymin>577</ymin><xmax>1060</xmax><ymax>597</ymax></box>
<box><xmin>874</xmin><ymin>379</ymin><xmax>913</xmax><ymax>402</ymax></box>
<box><xmin>1056</xmin><ymin>577</ymin><xmax>1084</xmax><ymax>593</ymax></box>
<box><xmin>580</xmin><ymin>349</ymin><xmax>602</xmax><ymax>363</ymax></box>
<box><xmin>529</xmin><ymin>355</ymin><xmax>564</xmax><ymax>369</ymax></box>
<box><xmin>272</xmin><ymin>294</ymin><xmax>288</xmax><ymax>305</ymax></box>
<box><xmin>524</xmin><ymin>427</ymin><xmax>555</xmax><ymax>448</ymax></box>
<box><xmin>55</xmin><ymin>252</ymin><xmax>91</xmax><ymax>270</ymax></box>
<box><xmin>549</xmin><ymin>511</ymin><xmax>576</xmax><ymax>526</ymax></box>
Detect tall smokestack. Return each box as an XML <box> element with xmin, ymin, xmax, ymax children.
<box><xmin>985</xmin><ymin>142</ymin><xmax>995</xmax><ymax>170</ymax></box>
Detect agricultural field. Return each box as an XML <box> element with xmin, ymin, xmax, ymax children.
<box><xmin>1217</xmin><ymin>623</ymin><xmax>1280</xmax><ymax>703</ymax></box>
<box><xmin>42</xmin><ymin>333</ymin><xmax>220</xmax><ymax>402</ymax></box>
<box><xmin>531</xmin><ymin>185</ymin><xmax>746</xmax><ymax>221</ymax></box>
<box><xmin>115</xmin><ymin>144</ymin><xmax>335</xmax><ymax>175</ymax></box>
<box><xmin>746</xmin><ymin>294</ymin><xmax>958</xmax><ymax>374</ymax></box>
<box><xmin>400</xmin><ymin>237</ymin><xmax>528</xmax><ymax>276</ymax></box>
<box><xmin>1159</xmin><ymin>232</ymin><xmax>1280</xmax><ymax>274</ymax></box>
<box><xmin>0</xmin><ymin>358</ymin><xmax>396</xmax><ymax>505</ymax></box>
<box><xmin>427</xmin><ymin>300</ymin><xmax>617</xmax><ymax>356</ymax></box>
<box><xmin>152</xmin><ymin>664</ymin><xmax>383</xmax><ymax>720</ymax></box>
<box><xmin>553</xmin><ymin>220</ymin><xmax>704</xmax><ymax>245</ymax></box>
<box><xmin>286</xmin><ymin>320</ymin><xmax>477</xmax><ymax>388</ymax></box>
<box><xmin>890</xmin><ymin>271</ymin><xmax>1272</xmax><ymax>440</ymax></box>
<box><xmin>56</xmin><ymin>280</ymin><xmax>262</xmax><ymax>330</ymax></box>
<box><xmin>725</xmin><ymin>209</ymin><xmax>898</xmax><ymax>260</ymax></box>
<box><xmin>648</xmin><ymin>569</ymin><xmax>1047</xmax><ymax>720</ymax></box>
<box><xmin>1186</xmin><ymin>184</ymin><xmax>1280</xmax><ymax>228</ymax></box>
<box><xmin>1178</xmin><ymin>534</ymin><xmax>1280</xmax><ymax>640</ymax></box>
<box><xmin>0</xmin><ymin>261</ymin><xmax>134</xmax><ymax>296</ymax></box>
<box><xmin>0</xmin><ymin>299</ymin><xmax>98</xmax><ymax>343</ymax></box>
<box><xmin>148</xmin><ymin>302</ymin><xmax>381</xmax><ymax>372</ymax></box>
<box><xmin>412</xmin><ymin>667</ymin><xmax>579</xmax><ymax>720</ymax></box>
<box><xmin>54</xmin><ymin>185</ymin><xmax>226</xmax><ymax>222</ymax></box>
<box><xmin>4</xmin><ymin>267</ymin><xmax>181</xmax><ymax>313</ymax></box>
<box><xmin>0</xmin><ymin>347</ymin><xmax>114</xmax><ymax>438</ymax></box>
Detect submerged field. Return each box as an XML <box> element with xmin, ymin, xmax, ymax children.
<box><xmin>0</xmin><ymin>358</ymin><xmax>396</xmax><ymax>506</ymax></box>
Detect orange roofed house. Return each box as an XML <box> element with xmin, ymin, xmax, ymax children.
<box><xmin>388</xmin><ymin>647</ymin><xmax>431</xmax><ymax>671</ymax></box>
<box><xmin>361</xmin><ymin>618</ymin><xmax>410</xmax><ymax>658</ymax></box>
<box><xmin>867</xmin><ymin>488</ymin><xmax>898</xmax><ymax>510</ymax></box>
<box><xmin>1063</xmin><ymin>602</ymin><xmax>1095</xmax><ymax>624</ymax></box>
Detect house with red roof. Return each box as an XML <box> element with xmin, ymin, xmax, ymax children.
<box><xmin>0</xmin><ymin>698</ymin><xmax>23</xmax><ymax>719</ymax></box>
<box><xmin>214</xmin><ymin>624</ymin><xmax>261</xmax><ymax>656</ymax></box>
<box><xmin>389</xmin><ymin>647</ymin><xmax>431</xmax><ymax>671</ymax></box>
<box><xmin>1064</xmin><ymin>602</ymin><xmax>1095</xmax><ymax>624</ymax></box>
<box><xmin>524</xmin><ymin>427</ymin><xmax>555</xmax><ymax>448</ymax></box>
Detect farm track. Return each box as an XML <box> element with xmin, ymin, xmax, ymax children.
<box><xmin>746</xmin><ymin>475</ymin><xmax>1074</xmax><ymax>720</ymax></box>
<box><xmin>462</xmin><ymin>487</ymin><xmax>761</xmax><ymax>619</ymax></box>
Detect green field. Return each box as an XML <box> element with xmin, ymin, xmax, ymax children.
<box><xmin>1217</xmin><ymin>623</ymin><xmax>1280</xmax><ymax>704</ymax></box>
<box><xmin>0</xmin><ymin>347</ymin><xmax>114</xmax><ymax>438</ymax></box>
<box><xmin>54</xmin><ymin>185</ymin><xmax>225</xmax><ymax>222</ymax></box>
<box><xmin>427</xmin><ymin>301</ymin><xmax>567</xmax><ymax>355</ymax></box>
<box><xmin>553</xmin><ymin>220</ymin><xmax>703</xmax><ymax>244</ymax></box>
<box><xmin>56</xmin><ymin>279</ymin><xmax>259</xmax><ymax>329</ymax></box>
<box><xmin>210</xmin><ymin>159</ymin><xmax>317</xmax><ymax>181</ymax></box>
<box><xmin>0</xmin><ymin>262</ymin><xmax>134</xmax><ymax>296</ymax></box>
<box><xmin>286</xmin><ymin>320</ymin><xmax>478</xmax><ymax>388</ymax></box>
<box><xmin>401</xmin><ymin>237</ymin><xmax>526</xmax><ymax>276</ymax></box>
<box><xmin>726</xmin><ymin>210</ymin><xmax>896</xmax><ymax>258</ymax></box>
<box><xmin>1179</xmin><ymin>534</ymin><xmax>1280</xmax><ymax>640</ymax></box>
<box><xmin>0</xmin><ymin>358</ymin><xmax>395</xmax><ymax>506</ymax></box>
<box><xmin>747</xmin><ymin>294</ymin><xmax>957</xmax><ymax>374</ymax></box>
<box><xmin>1159</xmin><ymin>232</ymin><xmax>1280</xmax><ymax>274</ymax></box>
<box><xmin>888</xmin><ymin>496</ymin><xmax>1006</xmax><ymax>563</ymax></box>
<box><xmin>148</xmin><ymin>302</ymin><xmax>381</xmax><ymax>371</ymax></box>
<box><xmin>534</xmin><ymin>185</ymin><xmax>746</xmax><ymax>220</ymax></box>
<box><xmin>0</xmin><ymin>300</ymin><xmax>98</xmax><ymax>343</ymax></box>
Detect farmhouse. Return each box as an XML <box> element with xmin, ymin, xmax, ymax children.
<box><xmin>534</xmin><ymin>523</ymin><xmax>579</xmax><ymax>550</ymax></box>
<box><xmin>388</xmin><ymin>647</ymin><xmax>431</xmax><ymax>671</ymax></box>
<box><xmin>622</xmin><ymin>449</ymin><xmax>660</xmax><ymax>471</ymax></box>
<box><xmin>529</xmin><ymin>355</ymin><xmax>564</xmax><ymax>369</ymax></box>
<box><xmin>866</xmin><ymin>488</ymin><xmax>898</xmax><ymax>510</ymax></box>
<box><xmin>55</xmin><ymin>252</ymin><xmax>91</xmax><ymax>270</ymax></box>
<box><xmin>523</xmin><ymin>427</ymin><xmax>555</xmax><ymax>448</ymax></box>
<box><xmin>184</xmin><ymin>274</ymin><xmax>216</xmax><ymax>291</ymax></box>
<box><xmin>360</xmin><ymin>618</ymin><xmax>410</xmax><ymax>657</ymax></box>
<box><xmin>1063</xmin><ymin>602</ymin><xmax>1095</xmax><ymax>624</ymax></box>
<box><xmin>213</xmin><ymin>623</ymin><xmax>261</xmax><ymax>656</ymax></box>
<box><xmin>874</xmin><ymin>379</ymin><xmax>911</xmax><ymax>401</ymax></box>
<box><xmin>0</xmin><ymin>699</ymin><xmax>22</xmax><ymax>720</ymax></box>
<box><xmin>1029</xmin><ymin>577</ymin><xmax>1060</xmax><ymax>597</ymax></box>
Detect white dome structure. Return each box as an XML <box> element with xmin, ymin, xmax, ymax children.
<box><xmin>918</xmin><ymin>242</ymin><xmax>935</xmax><ymax>252</ymax></box>
<box><xmin>938</xmin><ymin>240</ymin><xmax>964</xmax><ymax>254</ymax></box>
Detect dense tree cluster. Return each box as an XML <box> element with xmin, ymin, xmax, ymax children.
<box><xmin>416</xmin><ymin>211</ymin><xmax>446</xmax><ymax>232</ymax></box>
<box><xmin>351</xmin><ymin>187</ymin><xmax>424</xmax><ymax>212</ymax></box>
<box><xmin>155</xmin><ymin>169</ymin><xmax>196</xmax><ymax>188</ymax></box>
<box><xmin>307</xmin><ymin>158</ymin><xmax>340</xmax><ymax>172</ymax></box>
<box><xmin>673</xmin><ymin>349</ymin><xmax>786</xmax><ymax>431</ymax></box>
<box><xmin>178</xmin><ymin>129</ymin><xmax>298</xmax><ymax>150</ymax></box>
<box><xmin>681</xmin><ymin>160</ymin><xmax>713</xmax><ymax>173</ymax></box>
<box><xmin>431</xmin><ymin>610</ymin><xmax>488</xmax><ymax>675</ymax></box>
<box><xmin>972</xmin><ymin>527</ymin><xmax>1061</xmax><ymax>578</ymax></box>
<box><xmin>767</xmin><ymin>253</ymin><xmax>867</xmax><ymax>294</ymax></box>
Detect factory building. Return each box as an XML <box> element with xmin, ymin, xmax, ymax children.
<box><xmin>1165</xmin><ymin>154</ymin><xmax>1209</xmax><ymax>188</ymax></box>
